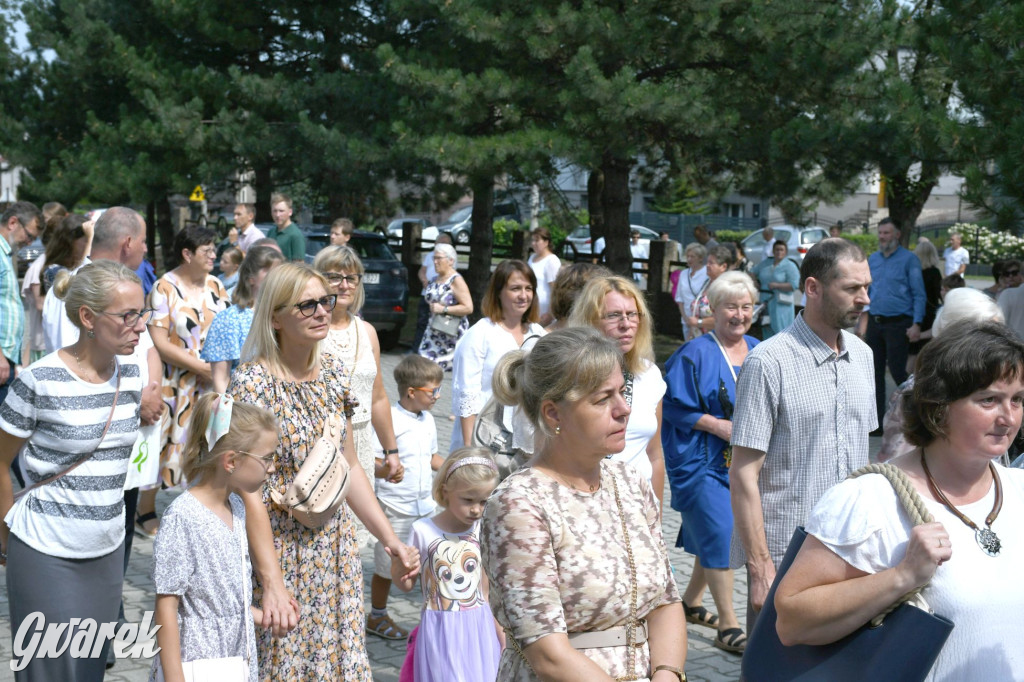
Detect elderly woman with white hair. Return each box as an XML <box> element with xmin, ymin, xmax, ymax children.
<box><xmin>878</xmin><ymin>287</ymin><xmax>1005</xmax><ymax>462</ymax></box>
<box><xmin>418</xmin><ymin>243</ymin><xmax>473</xmax><ymax>371</ymax></box>
<box><xmin>662</xmin><ymin>271</ymin><xmax>760</xmax><ymax>653</ymax></box>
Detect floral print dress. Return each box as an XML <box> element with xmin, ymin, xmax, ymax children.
<box><xmin>149</xmin><ymin>271</ymin><xmax>228</xmax><ymax>487</ymax></box>
<box><xmin>229</xmin><ymin>354</ymin><xmax>368</xmax><ymax>681</ymax></box>
<box><xmin>417</xmin><ymin>273</ymin><xmax>469</xmax><ymax>371</ymax></box>
<box><xmin>481</xmin><ymin>460</ymin><xmax>680</xmax><ymax>682</ymax></box>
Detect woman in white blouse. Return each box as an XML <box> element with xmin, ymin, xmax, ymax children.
<box><xmin>527</xmin><ymin>227</ymin><xmax>562</xmax><ymax>326</ymax></box>
<box><xmin>570</xmin><ymin>275</ymin><xmax>667</xmax><ymax>509</ymax></box>
<box><xmin>449</xmin><ymin>260</ymin><xmax>547</xmax><ymax>453</ymax></box>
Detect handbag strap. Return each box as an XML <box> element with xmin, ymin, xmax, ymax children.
<box><xmin>847</xmin><ymin>463</ymin><xmax>934</xmax><ymax>625</ymax></box>
<box><xmin>14</xmin><ymin>362</ymin><xmax>121</xmax><ymax>502</ymax></box>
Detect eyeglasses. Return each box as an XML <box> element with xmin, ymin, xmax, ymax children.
<box><xmin>601</xmin><ymin>311</ymin><xmax>641</xmax><ymax>324</ymax></box>
<box><xmin>193</xmin><ymin>246</ymin><xmax>217</xmax><ymax>257</ymax></box>
<box><xmin>413</xmin><ymin>386</ymin><xmax>441</xmax><ymax>399</ymax></box>
<box><xmin>20</xmin><ymin>220</ymin><xmax>40</xmax><ymax>241</ymax></box>
<box><xmin>96</xmin><ymin>308</ymin><xmax>156</xmax><ymax>327</ymax></box>
<box><xmin>238</xmin><ymin>450</ymin><xmax>276</xmax><ymax>469</ymax></box>
<box><xmin>323</xmin><ymin>272</ymin><xmax>362</xmax><ymax>286</ymax></box>
<box><xmin>291</xmin><ymin>294</ymin><xmax>338</xmax><ymax>317</ymax></box>
<box><xmin>1002</xmin><ymin>270</ymin><xmax>1021</xmax><ymax>278</ymax></box>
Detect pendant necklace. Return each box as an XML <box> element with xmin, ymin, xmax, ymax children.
<box><xmin>921</xmin><ymin>452</ymin><xmax>1002</xmax><ymax>557</ymax></box>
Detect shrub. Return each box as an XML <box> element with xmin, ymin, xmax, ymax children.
<box><xmin>945</xmin><ymin>223</ymin><xmax>1024</xmax><ymax>264</ymax></box>
<box><xmin>716</xmin><ymin>229</ymin><xmax>753</xmax><ymax>244</ymax></box>
<box><xmin>843</xmin><ymin>233</ymin><xmax>878</xmax><ymax>255</ymax></box>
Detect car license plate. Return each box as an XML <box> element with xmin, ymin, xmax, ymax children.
<box><xmin>364</xmin><ymin>272</ymin><xmax>380</xmax><ymax>284</ymax></box>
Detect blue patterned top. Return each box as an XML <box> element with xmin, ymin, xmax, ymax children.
<box><xmin>200</xmin><ymin>305</ymin><xmax>254</xmax><ymax>369</ymax></box>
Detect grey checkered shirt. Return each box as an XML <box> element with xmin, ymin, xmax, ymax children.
<box><xmin>729</xmin><ymin>313</ymin><xmax>877</xmax><ymax>568</ymax></box>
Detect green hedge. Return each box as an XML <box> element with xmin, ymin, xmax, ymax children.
<box><xmin>842</xmin><ymin>233</ymin><xmax>878</xmax><ymax>254</ymax></box>
<box><xmin>715</xmin><ymin>229</ymin><xmax>753</xmax><ymax>244</ymax></box>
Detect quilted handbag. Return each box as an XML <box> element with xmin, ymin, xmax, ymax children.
<box><xmin>270</xmin><ymin>412</ymin><xmax>350</xmax><ymax>528</ymax></box>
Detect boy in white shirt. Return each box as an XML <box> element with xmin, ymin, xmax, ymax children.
<box><xmin>366</xmin><ymin>355</ymin><xmax>444</xmax><ymax>640</ymax></box>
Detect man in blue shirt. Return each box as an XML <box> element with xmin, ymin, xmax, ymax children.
<box><xmin>856</xmin><ymin>217</ymin><xmax>926</xmax><ymax>427</ymax></box>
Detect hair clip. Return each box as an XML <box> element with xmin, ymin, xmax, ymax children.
<box><xmin>205</xmin><ymin>393</ymin><xmax>234</xmax><ymax>451</ymax></box>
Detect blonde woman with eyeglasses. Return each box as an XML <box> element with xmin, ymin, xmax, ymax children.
<box><xmin>569</xmin><ymin>275</ymin><xmax>666</xmax><ymax>510</ymax></box>
<box><xmin>314</xmin><ymin>246</ymin><xmax>402</xmax><ymax>552</ymax></box>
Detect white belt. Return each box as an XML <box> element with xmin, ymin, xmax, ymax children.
<box><xmin>567</xmin><ymin>620</ymin><xmax>649</xmax><ymax>649</ymax></box>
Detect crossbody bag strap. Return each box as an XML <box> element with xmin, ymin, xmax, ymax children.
<box><xmin>14</xmin><ymin>361</ymin><xmax>121</xmax><ymax>502</ymax></box>
<box><xmin>848</xmin><ymin>463</ymin><xmax>934</xmax><ymax>625</ymax></box>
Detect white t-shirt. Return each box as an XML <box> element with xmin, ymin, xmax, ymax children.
<box><xmin>674</xmin><ymin>267</ymin><xmax>708</xmax><ymax>330</ymax></box>
<box><xmin>0</xmin><ymin>354</ymin><xmax>143</xmax><ymax>558</ymax></box>
<box><xmin>42</xmin><ymin>260</ymin><xmax>87</xmax><ymax>353</ymax></box>
<box><xmin>608</xmin><ymin>361</ymin><xmax>665</xmax><ymax>483</ymax></box>
<box><xmin>21</xmin><ymin>254</ymin><xmax>47</xmax><ymax>354</ymax></box>
<box><xmin>450</xmin><ymin>319</ymin><xmax>546</xmax><ymax>452</ymax></box>
<box><xmin>630</xmin><ymin>242</ymin><xmax>648</xmax><ymax>284</ymax></box>
<box><xmin>528</xmin><ymin>253</ymin><xmax>561</xmax><ymax>317</ymax></box>
<box><xmin>372</xmin><ymin>404</ymin><xmax>438</xmax><ymax>517</ymax></box>
<box><xmin>422</xmin><ymin>251</ymin><xmax>438</xmax><ymax>286</ymax></box>
<box><xmin>943</xmin><ymin>246</ymin><xmax>969</xmax><ymax>276</ymax></box>
<box><xmin>806</xmin><ymin>468</ymin><xmax>1024</xmax><ymax>681</ymax></box>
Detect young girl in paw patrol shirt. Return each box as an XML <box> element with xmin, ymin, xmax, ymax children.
<box><xmin>394</xmin><ymin>447</ymin><xmax>502</xmax><ymax>682</ymax></box>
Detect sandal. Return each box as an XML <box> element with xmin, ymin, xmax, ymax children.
<box><xmin>682</xmin><ymin>601</ymin><xmax>719</xmax><ymax>630</ymax></box>
<box><xmin>134</xmin><ymin>511</ymin><xmax>159</xmax><ymax>539</ymax></box>
<box><xmin>366</xmin><ymin>613</ymin><xmax>409</xmax><ymax>641</ymax></box>
<box><xmin>714</xmin><ymin>627</ymin><xmax>747</xmax><ymax>654</ymax></box>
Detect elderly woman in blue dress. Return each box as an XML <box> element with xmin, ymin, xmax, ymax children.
<box><xmin>754</xmin><ymin>240</ymin><xmax>800</xmax><ymax>337</ymax></box>
<box><xmin>662</xmin><ymin>271</ymin><xmax>759</xmax><ymax>654</ymax></box>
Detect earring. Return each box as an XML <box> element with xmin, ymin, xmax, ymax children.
<box><xmin>554</xmin><ymin>425</ymin><xmax>561</xmax><ymax>436</ymax></box>
<box><xmin>87</xmin><ymin>330</ymin><xmax>95</xmax><ymax>338</ymax></box>
<box><xmin>228</xmin><ymin>467</ymin><xmax>235</xmax><ymax>475</ymax></box>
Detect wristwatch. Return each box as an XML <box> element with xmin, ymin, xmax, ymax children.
<box><xmin>653</xmin><ymin>665</ymin><xmax>687</xmax><ymax>681</ymax></box>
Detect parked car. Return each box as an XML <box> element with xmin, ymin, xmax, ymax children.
<box><xmin>741</xmin><ymin>225</ymin><xmax>828</xmax><ymax>267</ymax></box>
<box><xmin>17</xmin><ymin>238</ymin><xmax>44</xmax><ymax>279</ymax></box>
<box><xmin>301</xmin><ymin>225</ymin><xmax>409</xmax><ymax>350</ymax></box>
<box><xmin>385</xmin><ymin>218</ymin><xmax>438</xmax><ymax>244</ymax></box>
<box><xmin>562</xmin><ymin>224</ymin><xmax>659</xmax><ymax>258</ymax></box>
<box><xmin>437</xmin><ymin>199</ymin><xmax>521</xmax><ymax>245</ymax></box>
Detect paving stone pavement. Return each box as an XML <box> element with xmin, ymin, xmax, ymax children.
<box><xmin>0</xmin><ymin>347</ymin><xmax>885</xmax><ymax>681</ymax></box>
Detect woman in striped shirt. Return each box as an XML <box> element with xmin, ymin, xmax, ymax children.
<box><xmin>0</xmin><ymin>260</ymin><xmax>148</xmax><ymax>681</ymax></box>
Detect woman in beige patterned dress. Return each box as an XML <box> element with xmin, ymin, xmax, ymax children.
<box><xmin>230</xmin><ymin>263</ymin><xmax>420</xmax><ymax>680</ymax></box>
<box><xmin>139</xmin><ymin>225</ymin><xmax>228</xmax><ymax>535</ymax></box>
<box><xmin>483</xmin><ymin>327</ymin><xmax>687</xmax><ymax>682</ymax></box>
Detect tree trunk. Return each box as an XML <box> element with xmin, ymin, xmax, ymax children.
<box><xmin>155</xmin><ymin>194</ymin><xmax>175</xmax><ymax>272</ymax></box>
<box><xmin>254</xmin><ymin>165</ymin><xmax>273</xmax><ymax>223</ymax></box>
<box><xmin>601</xmin><ymin>152</ymin><xmax>633</xmax><ymax>278</ymax></box>
<box><xmin>587</xmin><ymin>167</ymin><xmax>605</xmax><ymax>256</ymax></box>
<box><xmin>466</xmin><ymin>175</ymin><xmax>495</xmax><ymax>322</ymax></box>
<box><xmin>145</xmin><ymin>201</ymin><xmax>157</xmax><ymax>267</ymax></box>
<box><xmin>885</xmin><ymin>162</ymin><xmax>941</xmax><ymax>246</ymax></box>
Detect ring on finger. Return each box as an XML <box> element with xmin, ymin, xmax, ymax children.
<box><xmin>937</xmin><ymin>538</ymin><xmax>944</xmax><ymax>548</ymax></box>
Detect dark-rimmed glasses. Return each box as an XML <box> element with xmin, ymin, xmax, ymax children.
<box><xmin>323</xmin><ymin>272</ymin><xmax>363</xmax><ymax>286</ymax></box>
<box><xmin>96</xmin><ymin>308</ymin><xmax>156</xmax><ymax>327</ymax></box>
<box><xmin>291</xmin><ymin>294</ymin><xmax>338</xmax><ymax>317</ymax></box>
<box><xmin>413</xmin><ymin>386</ymin><xmax>441</xmax><ymax>399</ymax></box>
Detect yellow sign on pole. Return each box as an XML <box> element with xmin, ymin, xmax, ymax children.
<box><xmin>189</xmin><ymin>185</ymin><xmax>205</xmax><ymax>202</ymax></box>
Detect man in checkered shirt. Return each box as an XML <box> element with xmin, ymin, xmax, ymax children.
<box><xmin>729</xmin><ymin>238</ymin><xmax>877</xmax><ymax>629</ymax></box>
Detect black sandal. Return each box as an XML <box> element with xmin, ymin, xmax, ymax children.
<box><xmin>134</xmin><ymin>511</ymin><xmax>159</xmax><ymax>539</ymax></box>
<box><xmin>682</xmin><ymin>601</ymin><xmax>719</xmax><ymax>630</ymax></box>
<box><xmin>714</xmin><ymin>627</ymin><xmax>747</xmax><ymax>654</ymax></box>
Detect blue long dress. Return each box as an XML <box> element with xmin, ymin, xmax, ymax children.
<box><xmin>662</xmin><ymin>332</ymin><xmax>758</xmax><ymax>568</ymax></box>
<box><xmin>755</xmin><ymin>257</ymin><xmax>801</xmax><ymax>337</ymax></box>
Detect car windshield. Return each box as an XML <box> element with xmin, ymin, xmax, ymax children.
<box><xmin>447</xmin><ymin>206</ymin><xmax>472</xmax><ymax>223</ymax></box>
<box><xmin>349</xmin><ymin>237</ymin><xmax>397</xmax><ymax>261</ymax></box>
<box><xmin>569</xmin><ymin>226</ymin><xmax>590</xmax><ymax>239</ymax></box>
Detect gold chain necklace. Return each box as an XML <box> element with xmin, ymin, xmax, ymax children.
<box><xmin>72</xmin><ymin>347</ymin><xmax>114</xmax><ymax>383</ymax></box>
<box><xmin>609</xmin><ymin>470</ymin><xmax>641</xmax><ymax>682</ymax></box>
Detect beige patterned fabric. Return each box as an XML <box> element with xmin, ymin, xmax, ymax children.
<box><xmin>481</xmin><ymin>460</ymin><xmax>679</xmax><ymax>681</ymax></box>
